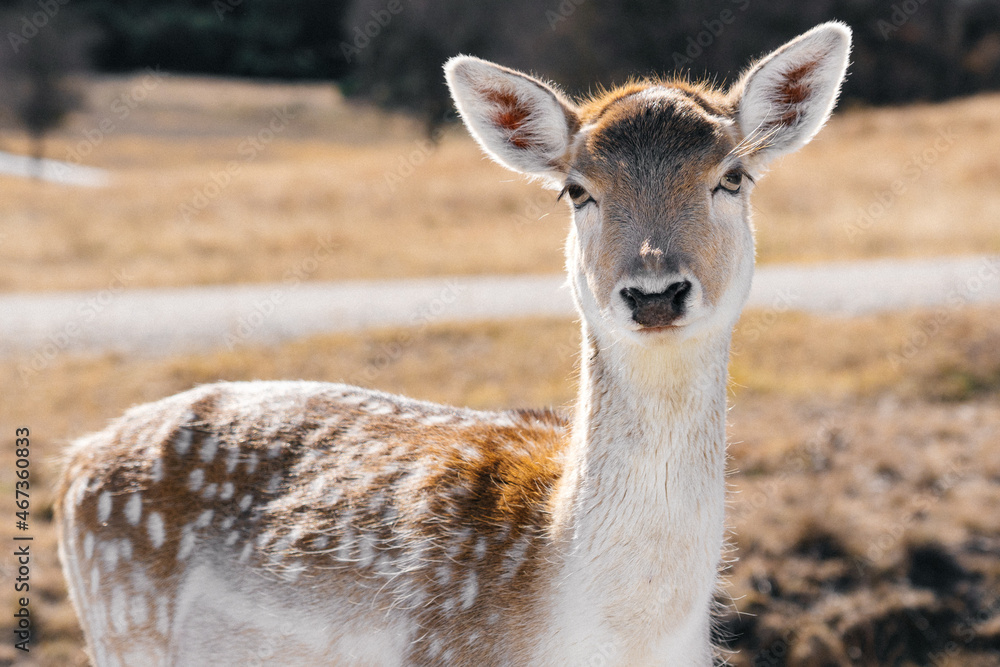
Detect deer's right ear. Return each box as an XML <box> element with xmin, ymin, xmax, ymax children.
<box><xmin>445</xmin><ymin>56</ymin><xmax>578</xmax><ymax>185</ymax></box>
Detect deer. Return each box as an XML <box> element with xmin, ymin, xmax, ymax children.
<box><xmin>57</xmin><ymin>22</ymin><xmax>851</xmax><ymax>666</ymax></box>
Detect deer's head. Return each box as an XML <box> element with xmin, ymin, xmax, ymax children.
<box><xmin>446</xmin><ymin>23</ymin><xmax>850</xmax><ymax>347</ymax></box>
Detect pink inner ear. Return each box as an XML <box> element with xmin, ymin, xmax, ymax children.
<box><xmin>480</xmin><ymin>87</ymin><xmax>534</xmax><ymax>149</ymax></box>
<box><xmin>772</xmin><ymin>60</ymin><xmax>819</xmax><ymax>126</ymax></box>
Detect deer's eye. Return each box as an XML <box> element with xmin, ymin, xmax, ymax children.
<box><xmin>561</xmin><ymin>183</ymin><xmax>596</xmax><ymax>209</ymax></box>
<box><xmin>717</xmin><ymin>169</ymin><xmax>744</xmax><ymax>195</ymax></box>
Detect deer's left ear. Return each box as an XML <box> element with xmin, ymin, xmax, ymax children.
<box><xmin>732</xmin><ymin>22</ymin><xmax>851</xmax><ymax>164</ymax></box>
<box><xmin>445</xmin><ymin>56</ymin><xmax>579</xmax><ymax>187</ymax></box>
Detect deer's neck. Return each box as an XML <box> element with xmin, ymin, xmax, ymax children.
<box><xmin>546</xmin><ymin>325</ymin><xmax>730</xmax><ymax>660</ymax></box>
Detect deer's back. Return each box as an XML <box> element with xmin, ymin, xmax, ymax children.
<box><xmin>57</xmin><ymin>381</ymin><xmax>569</xmax><ymax>665</ymax></box>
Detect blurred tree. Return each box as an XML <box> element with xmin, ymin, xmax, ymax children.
<box><xmin>0</xmin><ymin>3</ymin><xmax>89</xmax><ymax>171</ymax></box>
<box><xmin>78</xmin><ymin>0</ymin><xmax>353</xmax><ymax>80</ymax></box>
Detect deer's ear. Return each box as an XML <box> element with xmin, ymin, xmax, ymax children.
<box><xmin>732</xmin><ymin>22</ymin><xmax>851</xmax><ymax>164</ymax></box>
<box><xmin>445</xmin><ymin>56</ymin><xmax>579</xmax><ymax>185</ymax></box>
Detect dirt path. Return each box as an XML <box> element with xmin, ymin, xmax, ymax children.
<box><xmin>4</xmin><ymin>255</ymin><xmax>998</xmax><ymax>358</ymax></box>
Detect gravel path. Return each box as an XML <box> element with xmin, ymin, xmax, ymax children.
<box><xmin>4</xmin><ymin>255</ymin><xmax>998</xmax><ymax>359</ymax></box>
<box><xmin>0</xmin><ymin>150</ymin><xmax>109</xmax><ymax>187</ymax></box>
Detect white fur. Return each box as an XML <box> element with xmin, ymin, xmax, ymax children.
<box><xmin>445</xmin><ymin>55</ymin><xmax>574</xmax><ymax>186</ymax></box>
<box><xmin>737</xmin><ymin>21</ymin><xmax>852</xmax><ymax>162</ymax></box>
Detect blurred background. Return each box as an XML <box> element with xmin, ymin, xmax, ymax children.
<box><xmin>1</xmin><ymin>1</ymin><xmax>999</xmax><ymax>665</ymax></box>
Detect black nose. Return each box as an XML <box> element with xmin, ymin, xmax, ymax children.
<box><xmin>621</xmin><ymin>281</ymin><xmax>692</xmax><ymax>327</ymax></box>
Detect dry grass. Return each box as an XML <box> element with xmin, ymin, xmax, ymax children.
<box><xmin>2</xmin><ymin>305</ymin><xmax>998</xmax><ymax>665</ymax></box>
<box><xmin>1</xmin><ymin>75</ymin><xmax>999</xmax><ymax>292</ymax></box>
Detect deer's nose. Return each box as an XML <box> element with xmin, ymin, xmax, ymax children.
<box><xmin>620</xmin><ymin>280</ymin><xmax>692</xmax><ymax>327</ymax></box>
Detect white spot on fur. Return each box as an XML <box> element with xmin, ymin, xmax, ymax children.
<box><xmin>257</xmin><ymin>530</ymin><xmax>274</xmax><ymax>549</ymax></box>
<box><xmin>245</xmin><ymin>451</ymin><xmax>259</xmax><ymax>474</ymax></box>
<box><xmin>125</xmin><ymin>493</ymin><xmax>142</xmax><ymax>526</ymax></box>
<box><xmin>474</xmin><ymin>536</ymin><xmax>489</xmax><ymax>561</ymax></box>
<box><xmin>283</xmin><ymin>561</ymin><xmax>306</xmax><ymax>582</ymax></box>
<box><xmin>187</xmin><ymin>468</ymin><xmax>204</xmax><ymax>492</ymax></box>
<box><xmin>178</xmin><ymin>524</ymin><xmax>196</xmax><ymax>560</ymax></box>
<box><xmin>155</xmin><ymin>598</ymin><xmax>169</xmax><ymax>636</ymax></box>
<box><xmin>89</xmin><ymin>565</ymin><xmax>100</xmax><ymax>596</ymax></box>
<box><xmin>147</xmin><ymin>512</ymin><xmax>165</xmax><ymax>549</ymax></box>
<box><xmin>239</xmin><ymin>541</ymin><xmax>253</xmax><ymax>563</ymax></box>
<box><xmin>220</xmin><ymin>481</ymin><xmax>235</xmax><ymax>500</ymax></box>
<box><xmin>357</xmin><ymin>532</ymin><xmax>375</xmax><ymax>567</ymax></box>
<box><xmin>420</xmin><ymin>413</ymin><xmax>455</xmax><ymax>427</ymax></box>
<box><xmin>340</xmin><ymin>393</ymin><xmax>367</xmax><ymax>406</ymax></box>
<box><xmin>129</xmin><ymin>592</ymin><xmax>149</xmax><ymax>627</ymax></box>
<box><xmin>110</xmin><ymin>585</ymin><xmax>128</xmax><ymax>633</ymax></box>
<box><xmin>150</xmin><ymin>458</ymin><xmax>163</xmax><ymax>483</ymax></box>
<box><xmin>200</xmin><ymin>435</ymin><xmax>219</xmax><ymax>462</ymax></box>
<box><xmin>461</xmin><ymin>571</ymin><xmax>479</xmax><ymax>609</ymax></box>
<box><xmin>239</xmin><ymin>494</ymin><xmax>253</xmax><ymax>511</ymax></box>
<box><xmin>267</xmin><ymin>441</ymin><xmax>283</xmax><ymax>459</ymax></box>
<box><xmin>83</xmin><ymin>532</ymin><xmax>95</xmax><ymax>560</ymax></box>
<box><xmin>363</xmin><ymin>401</ymin><xmax>394</xmax><ymax>416</ymax></box>
<box><xmin>436</xmin><ymin>564</ymin><xmax>451</xmax><ymax>586</ymax></box>
<box><xmin>459</xmin><ymin>445</ymin><xmax>482</xmax><ymax>462</ymax></box>
<box><xmin>196</xmin><ymin>509</ymin><xmax>214</xmax><ymax>528</ymax></box>
<box><xmin>491</xmin><ymin>415</ymin><xmax>517</xmax><ymax>428</ymax></box>
<box><xmin>201</xmin><ymin>482</ymin><xmax>218</xmax><ymax>500</ymax></box>
<box><xmin>225</xmin><ymin>446</ymin><xmax>239</xmax><ymax>474</ymax></box>
<box><xmin>97</xmin><ymin>491</ymin><xmax>112</xmax><ymax>523</ymax></box>
<box><xmin>501</xmin><ymin>535</ymin><xmax>531</xmax><ymax>582</ymax></box>
<box><xmin>265</xmin><ymin>474</ymin><xmax>281</xmax><ymax>494</ymax></box>
<box><xmin>72</xmin><ymin>477</ymin><xmax>89</xmax><ymax>507</ymax></box>
<box><xmin>337</xmin><ymin>525</ymin><xmax>355</xmax><ymax>562</ymax></box>
<box><xmin>101</xmin><ymin>541</ymin><xmax>119</xmax><ymax>572</ymax></box>
<box><xmin>225</xmin><ymin>530</ymin><xmax>240</xmax><ymax>546</ymax></box>
<box><xmin>119</xmin><ymin>538</ymin><xmax>133</xmax><ymax>562</ymax></box>
<box><xmin>313</xmin><ymin>535</ymin><xmax>330</xmax><ymax>550</ymax></box>
<box><xmin>174</xmin><ymin>426</ymin><xmax>193</xmax><ymax>455</ymax></box>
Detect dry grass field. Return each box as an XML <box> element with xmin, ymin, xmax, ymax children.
<box><xmin>2</xmin><ymin>305</ymin><xmax>999</xmax><ymax>665</ymax></box>
<box><xmin>0</xmin><ymin>74</ymin><xmax>999</xmax><ymax>292</ymax></box>
<box><xmin>1</xmin><ymin>73</ymin><xmax>999</xmax><ymax>666</ymax></box>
